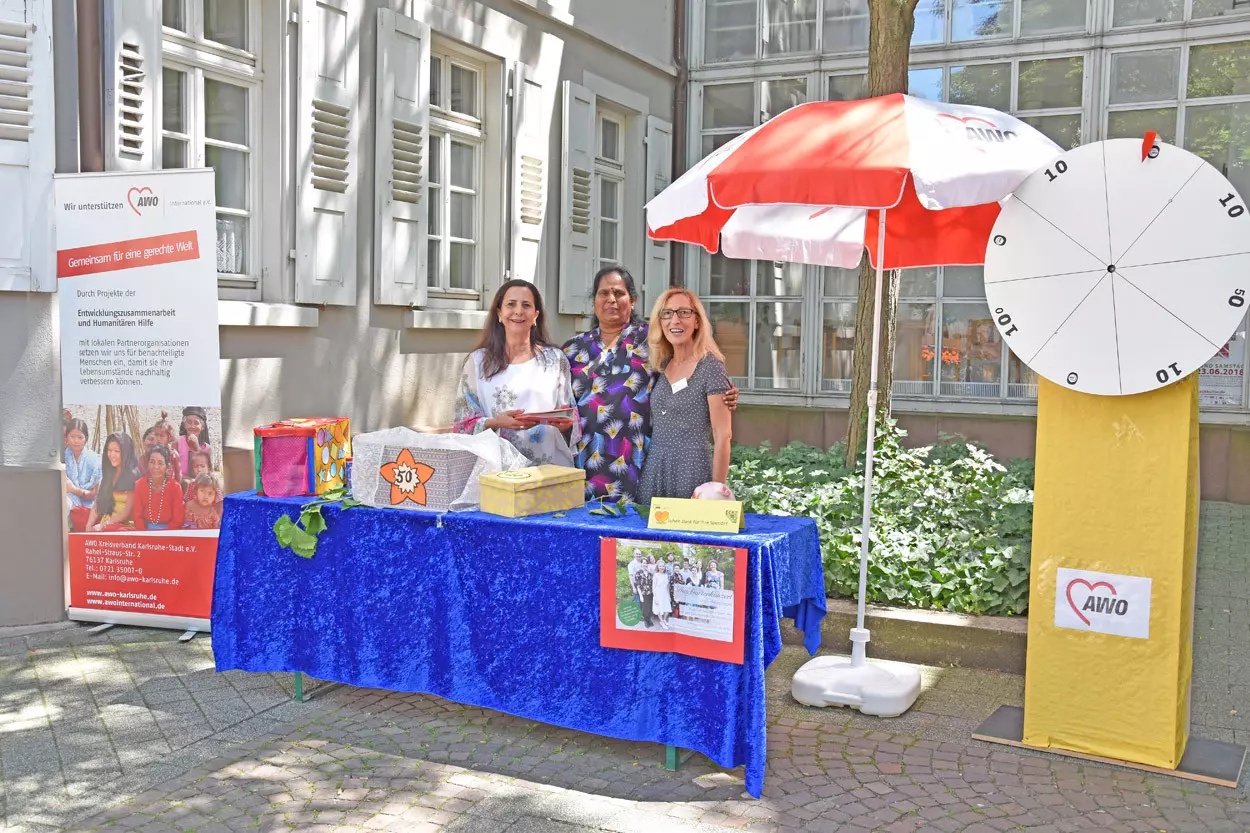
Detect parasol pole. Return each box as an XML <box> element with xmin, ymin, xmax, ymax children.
<box><xmin>851</xmin><ymin>209</ymin><xmax>888</xmax><ymax>668</ymax></box>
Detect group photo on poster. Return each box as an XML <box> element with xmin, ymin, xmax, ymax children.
<box><xmin>600</xmin><ymin>536</ymin><xmax>747</xmax><ymax>664</ymax></box>
<box><xmin>63</xmin><ymin>405</ymin><xmax>224</xmax><ymax>533</ymax></box>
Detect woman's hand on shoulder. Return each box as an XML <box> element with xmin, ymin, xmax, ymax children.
<box><xmin>723</xmin><ymin>383</ymin><xmax>740</xmax><ymax>412</ymax></box>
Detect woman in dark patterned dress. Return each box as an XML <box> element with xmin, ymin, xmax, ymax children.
<box><xmin>562</xmin><ymin>267</ymin><xmax>737</xmax><ymax>505</ymax></box>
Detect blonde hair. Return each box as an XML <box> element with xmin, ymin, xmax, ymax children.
<box><xmin>647</xmin><ymin>288</ymin><xmax>724</xmax><ymax>371</ymax></box>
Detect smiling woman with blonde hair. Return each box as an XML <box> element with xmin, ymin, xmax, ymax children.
<box><xmin>637</xmin><ymin>288</ymin><xmax>733</xmax><ymax>505</ymax></box>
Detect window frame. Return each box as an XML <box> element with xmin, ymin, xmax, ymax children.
<box><xmin>1105</xmin><ymin>0</ymin><xmax>1250</xmax><ymax>32</ymax></box>
<box><xmin>426</xmin><ymin>42</ymin><xmax>489</xmax><ymax>301</ymax></box>
<box><xmin>160</xmin><ymin>0</ymin><xmax>264</xmax><ymax>297</ymax></box>
<box><xmin>698</xmin><ymin>0</ymin><xmax>1099</xmax><ymax>64</ymax></box>
<box><xmin>593</xmin><ymin>107</ymin><xmax>627</xmax><ymax>272</ymax></box>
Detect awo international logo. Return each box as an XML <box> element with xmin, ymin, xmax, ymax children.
<box><xmin>935</xmin><ymin>112</ymin><xmax>1020</xmax><ymax>148</ymax></box>
<box><xmin>127</xmin><ymin>186</ymin><xmax>159</xmax><ymax>215</ymax></box>
<box><xmin>1054</xmin><ymin>567</ymin><xmax>1152</xmax><ymax>640</ymax></box>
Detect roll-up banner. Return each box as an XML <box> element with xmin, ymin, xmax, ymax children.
<box><xmin>56</xmin><ymin>170</ymin><xmax>222</xmax><ymax>632</ymax></box>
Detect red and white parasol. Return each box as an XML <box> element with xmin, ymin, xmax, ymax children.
<box><xmin>647</xmin><ymin>93</ymin><xmax>1061</xmax><ymax>269</ymax></box>
<box><xmin>646</xmin><ymin>94</ymin><xmax>1061</xmax><ymax>714</ymax></box>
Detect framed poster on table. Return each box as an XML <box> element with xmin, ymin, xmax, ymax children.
<box><xmin>600</xmin><ymin>536</ymin><xmax>747</xmax><ymax>664</ymax></box>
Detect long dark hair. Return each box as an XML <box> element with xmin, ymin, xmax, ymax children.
<box><xmin>475</xmin><ymin>279</ymin><xmax>554</xmax><ymax>379</ymax></box>
<box><xmin>96</xmin><ymin>432</ymin><xmax>141</xmax><ymax>515</ymax></box>
<box><xmin>590</xmin><ymin>265</ymin><xmax>644</xmax><ymax>330</ymax></box>
<box><xmin>64</xmin><ymin>417</ymin><xmax>89</xmax><ymax>445</ymax></box>
<box><xmin>180</xmin><ymin>406</ymin><xmax>211</xmax><ymax>446</ymax></box>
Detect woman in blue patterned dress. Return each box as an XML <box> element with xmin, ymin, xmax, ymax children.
<box><xmin>562</xmin><ymin>267</ymin><xmax>736</xmax><ymax>504</ymax></box>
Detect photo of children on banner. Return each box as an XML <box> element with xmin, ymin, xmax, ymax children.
<box><xmin>63</xmin><ymin>406</ymin><xmax>224</xmax><ymax>532</ymax></box>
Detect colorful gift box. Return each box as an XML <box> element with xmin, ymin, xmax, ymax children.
<box><xmin>479</xmin><ymin>465</ymin><xmax>586</xmax><ymax>518</ymax></box>
<box><xmin>253</xmin><ymin>417</ymin><xmax>351</xmax><ymax>497</ymax></box>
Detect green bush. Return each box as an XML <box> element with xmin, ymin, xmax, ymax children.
<box><xmin>726</xmin><ymin>420</ymin><xmax>1034</xmax><ymax>616</ymax></box>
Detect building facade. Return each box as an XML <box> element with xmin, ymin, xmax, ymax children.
<box><xmin>692</xmin><ymin>0</ymin><xmax>1250</xmax><ymax>500</ymax></box>
<box><xmin>1</xmin><ymin>0</ymin><xmax>1247</xmax><ymax>627</ymax></box>
<box><xmin>0</xmin><ymin>0</ymin><xmax>679</xmax><ymax>625</ymax></box>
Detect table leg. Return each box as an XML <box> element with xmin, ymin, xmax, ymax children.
<box><xmin>665</xmin><ymin>745</ymin><xmax>679</xmax><ymax>771</ymax></box>
<box><xmin>293</xmin><ymin>671</ymin><xmax>304</xmax><ymax>703</ymax></box>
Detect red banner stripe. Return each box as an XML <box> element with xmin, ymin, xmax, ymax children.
<box><xmin>57</xmin><ymin>231</ymin><xmax>201</xmax><ymax>278</ymax></box>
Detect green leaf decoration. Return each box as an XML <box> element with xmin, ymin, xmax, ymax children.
<box><xmin>552</xmin><ymin>512</ymin><xmax>567</xmax><ymax>518</ymax></box>
<box><xmin>271</xmin><ymin>486</ymin><xmax>363</xmax><ymax>559</ymax></box>
<box><xmin>273</xmin><ymin>515</ymin><xmax>298</xmax><ymax>547</ymax></box>
<box><xmin>588</xmin><ymin>508</ymin><xmax>608</xmax><ymax>516</ymax></box>
<box><xmin>287</xmin><ymin>524</ymin><xmax>319</xmax><ymax>559</ymax></box>
<box><xmin>300</xmin><ymin>504</ymin><xmax>327</xmax><ymax>536</ymax></box>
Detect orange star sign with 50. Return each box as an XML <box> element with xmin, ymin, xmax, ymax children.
<box><xmin>380</xmin><ymin>449</ymin><xmax>435</xmax><ymax>506</ymax></box>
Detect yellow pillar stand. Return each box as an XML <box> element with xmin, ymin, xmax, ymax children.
<box><xmin>1022</xmin><ymin>375</ymin><xmax>1199</xmax><ymax>769</ymax></box>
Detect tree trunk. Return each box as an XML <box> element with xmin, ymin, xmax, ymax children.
<box><xmin>843</xmin><ymin>0</ymin><xmax>919</xmax><ymax>469</ymax></box>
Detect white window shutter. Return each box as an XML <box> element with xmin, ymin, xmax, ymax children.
<box><xmin>372</xmin><ymin>8</ymin><xmax>430</xmax><ymax>307</ymax></box>
<box><xmin>643</xmin><ymin>115</ymin><xmax>673</xmax><ymax>312</ymax></box>
<box><xmin>296</xmin><ymin>0</ymin><xmax>360</xmax><ymax>306</ymax></box>
<box><xmin>558</xmin><ymin>80</ymin><xmax>595</xmax><ymax>316</ymax></box>
<box><xmin>510</xmin><ymin>62</ymin><xmax>548</xmax><ymax>286</ymax></box>
<box><xmin>0</xmin><ymin>0</ymin><xmax>54</xmax><ymax>292</ymax></box>
<box><xmin>102</xmin><ymin>0</ymin><xmax>161</xmax><ymax>171</ymax></box>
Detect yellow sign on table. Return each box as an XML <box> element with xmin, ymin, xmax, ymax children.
<box><xmin>647</xmin><ymin>498</ymin><xmax>744</xmax><ymax>533</ymax></box>
<box><xmin>1023</xmin><ymin>375</ymin><xmax>1199</xmax><ymax>769</ymax></box>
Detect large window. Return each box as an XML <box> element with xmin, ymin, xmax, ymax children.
<box><xmin>426</xmin><ymin>48</ymin><xmax>486</xmax><ymax>297</ymax></box>
<box><xmin>824</xmin><ymin>267</ymin><xmax>1036</xmax><ymax>400</ymax></box>
<box><xmin>161</xmin><ymin>0</ymin><xmax>259</xmax><ymax>287</ymax></box>
<box><xmin>703</xmin><ymin>0</ymin><xmax>1089</xmax><ymax>62</ymax></box>
<box><xmin>702</xmin><ymin>256</ymin><xmax>804</xmax><ymax>390</ymax></box>
<box><xmin>1113</xmin><ymin>0</ymin><xmax>1250</xmax><ymax>28</ymax></box>
<box><xmin>1106</xmin><ymin>41</ymin><xmax>1250</xmax><ymax>199</ymax></box>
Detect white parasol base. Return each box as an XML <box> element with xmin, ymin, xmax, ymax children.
<box><xmin>792</xmin><ymin>640</ymin><xmax>922</xmax><ymax>717</ymax></box>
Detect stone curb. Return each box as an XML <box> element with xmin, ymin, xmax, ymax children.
<box><xmin>781</xmin><ymin>597</ymin><xmax>1028</xmax><ymax>673</ymax></box>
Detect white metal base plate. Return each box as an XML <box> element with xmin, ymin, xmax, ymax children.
<box><xmin>792</xmin><ymin>655</ymin><xmax>923</xmax><ymax>718</ymax></box>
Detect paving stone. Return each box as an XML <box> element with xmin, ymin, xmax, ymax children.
<box><xmin>3</xmin><ymin>502</ymin><xmax>1249</xmax><ymax>833</ymax></box>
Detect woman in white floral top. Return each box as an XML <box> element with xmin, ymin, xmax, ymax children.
<box><xmin>453</xmin><ymin>280</ymin><xmax>580</xmax><ymax>466</ymax></box>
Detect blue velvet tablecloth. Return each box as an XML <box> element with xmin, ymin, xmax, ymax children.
<box><xmin>211</xmin><ymin>492</ymin><xmax>826</xmax><ymax>797</ymax></box>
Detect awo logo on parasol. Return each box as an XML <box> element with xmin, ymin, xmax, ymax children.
<box><xmin>935</xmin><ymin>112</ymin><xmax>1020</xmax><ymax>146</ymax></box>
<box><xmin>1054</xmin><ymin>567</ymin><xmax>1152</xmax><ymax>640</ymax></box>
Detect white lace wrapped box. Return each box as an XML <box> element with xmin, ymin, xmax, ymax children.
<box><xmin>350</xmin><ymin>428</ymin><xmax>529</xmax><ymax>512</ymax></box>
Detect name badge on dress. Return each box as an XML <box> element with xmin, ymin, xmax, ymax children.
<box><xmin>671</xmin><ymin>378</ymin><xmax>688</xmax><ymax>394</ymax></box>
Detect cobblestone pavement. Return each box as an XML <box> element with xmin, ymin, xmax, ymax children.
<box><xmin>1</xmin><ymin>502</ymin><xmax>1247</xmax><ymax>833</ymax></box>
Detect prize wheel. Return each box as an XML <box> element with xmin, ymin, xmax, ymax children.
<box><xmin>983</xmin><ymin>138</ymin><xmax>1250</xmax><ymax>396</ymax></box>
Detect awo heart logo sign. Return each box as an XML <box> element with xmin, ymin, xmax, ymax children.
<box><xmin>1054</xmin><ymin>568</ymin><xmax>1152</xmax><ymax>640</ymax></box>
<box><xmin>127</xmin><ymin>186</ymin><xmax>159</xmax><ymax>216</ymax></box>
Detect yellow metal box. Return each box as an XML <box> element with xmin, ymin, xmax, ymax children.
<box><xmin>479</xmin><ymin>465</ymin><xmax>586</xmax><ymax>517</ymax></box>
